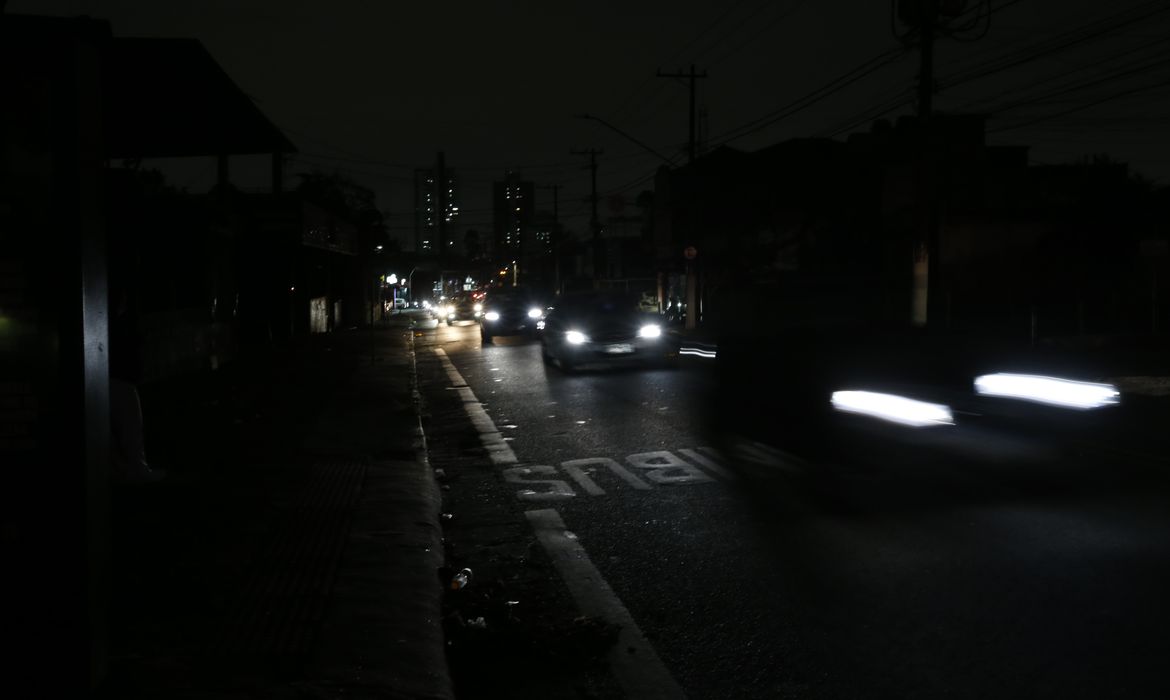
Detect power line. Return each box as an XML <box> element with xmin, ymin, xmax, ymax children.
<box><xmin>946</xmin><ymin>33</ymin><xmax>1170</xmax><ymax>113</ymax></box>
<box><xmin>818</xmin><ymin>0</ymin><xmax>1167</xmax><ymax>139</ymax></box>
<box><xmin>604</xmin><ymin>0</ymin><xmax>758</xmax><ymax>126</ymax></box>
<box><xmin>980</xmin><ymin>49</ymin><xmax>1170</xmax><ymax>117</ymax></box>
<box><xmin>705</xmin><ymin>0</ymin><xmax>809</xmax><ymax>68</ymax></box>
<box><xmin>935</xmin><ymin>1</ymin><xmax>1170</xmax><ymax>93</ymax></box>
<box><xmin>988</xmin><ymin>79</ymin><xmax>1170</xmax><ymax>133</ymax></box>
<box><xmin>709</xmin><ymin>47</ymin><xmax>908</xmax><ymax>146</ymax></box>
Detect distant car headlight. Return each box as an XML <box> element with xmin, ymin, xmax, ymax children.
<box><xmin>638</xmin><ymin>324</ymin><xmax>662</xmax><ymax>338</ymax></box>
<box><xmin>474</xmin><ymin>303</ymin><xmax>483</xmax><ymax>312</ymax></box>
<box><xmin>484</xmin><ymin>311</ymin><xmax>500</xmax><ymax>321</ymax></box>
<box><xmin>566</xmin><ymin>330</ymin><xmax>588</xmax><ymax>345</ymax></box>
<box><xmin>536</xmin><ymin>320</ymin><xmax>546</xmax><ymax>331</ymax></box>
<box><xmin>528</xmin><ymin>308</ymin><xmax>542</xmax><ymax>319</ymax></box>
<box><xmin>422</xmin><ymin>301</ymin><xmax>431</xmax><ymax>309</ymax></box>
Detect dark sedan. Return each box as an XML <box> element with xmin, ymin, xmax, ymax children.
<box><xmin>540</xmin><ymin>291</ymin><xmax>680</xmax><ymax>371</ymax></box>
<box><xmin>480</xmin><ymin>287</ymin><xmax>543</xmax><ymax>343</ymax></box>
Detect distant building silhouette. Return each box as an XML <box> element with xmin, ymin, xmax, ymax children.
<box><xmin>414</xmin><ymin>156</ymin><xmax>459</xmax><ymax>254</ymax></box>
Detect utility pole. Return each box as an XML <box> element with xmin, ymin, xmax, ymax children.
<box><xmin>539</xmin><ymin>184</ymin><xmax>561</xmax><ymax>294</ymax></box>
<box><xmin>896</xmin><ymin>0</ymin><xmax>991</xmax><ymax>327</ymax></box>
<box><xmin>913</xmin><ymin>5</ymin><xmax>936</xmax><ymax>328</ymax></box>
<box><xmin>571</xmin><ymin>148</ymin><xmax>604</xmax><ymax>282</ymax></box>
<box><xmin>656</xmin><ymin>64</ymin><xmax>708</xmax><ymax>163</ymax></box>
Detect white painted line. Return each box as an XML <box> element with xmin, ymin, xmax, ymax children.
<box><xmin>678</xmin><ymin>448</ymin><xmax>734</xmax><ymax>480</ymax></box>
<box><xmin>525</xmin><ymin>509</ymin><xmax>687</xmax><ymax>700</ymax></box>
<box><xmin>435</xmin><ymin>348</ymin><xmax>518</xmax><ymax>466</ymax></box>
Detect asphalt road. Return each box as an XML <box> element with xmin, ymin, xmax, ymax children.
<box><xmin>416</xmin><ymin>316</ymin><xmax>1170</xmax><ymax>700</ymax></box>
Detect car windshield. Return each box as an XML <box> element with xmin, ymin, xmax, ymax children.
<box><xmin>485</xmin><ymin>287</ymin><xmax>533</xmax><ymax>307</ymax></box>
<box><xmin>558</xmin><ymin>292</ymin><xmax>640</xmax><ymax>316</ymax></box>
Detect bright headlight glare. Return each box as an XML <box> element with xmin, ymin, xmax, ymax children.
<box><xmin>638</xmin><ymin>324</ymin><xmax>662</xmax><ymax>338</ymax></box>
<box><xmin>484</xmin><ymin>311</ymin><xmax>500</xmax><ymax>321</ymax></box>
<box><xmin>974</xmin><ymin>373</ymin><xmax>1120</xmax><ymax>409</ymax></box>
<box><xmin>831</xmin><ymin>390</ymin><xmax>954</xmax><ymax>428</ymax></box>
<box><xmin>528</xmin><ymin>308</ymin><xmax>542</xmax><ymax>319</ymax></box>
<box><xmin>473</xmin><ymin>303</ymin><xmax>483</xmax><ymax>312</ymax></box>
<box><xmin>566</xmin><ymin>330</ymin><xmax>588</xmax><ymax>345</ymax></box>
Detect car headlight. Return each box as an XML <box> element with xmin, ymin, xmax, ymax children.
<box><xmin>638</xmin><ymin>324</ymin><xmax>662</xmax><ymax>339</ymax></box>
<box><xmin>484</xmin><ymin>311</ymin><xmax>500</xmax><ymax>321</ymax></box>
<box><xmin>831</xmin><ymin>390</ymin><xmax>954</xmax><ymax>428</ymax></box>
<box><xmin>566</xmin><ymin>330</ymin><xmax>588</xmax><ymax>345</ymax></box>
<box><xmin>536</xmin><ymin>320</ymin><xmax>545</xmax><ymax>331</ymax></box>
<box><xmin>528</xmin><ymin>308</ymin><xmax>542</xmax><ymax>319</ymax></box>
<box><xmin>474</xmin><ymin>303</ymin><xmax>483</xmax><ymax>312</ymax></box>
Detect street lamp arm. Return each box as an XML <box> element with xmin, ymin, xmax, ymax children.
<box><xmin>577</xmin><ymin>114</ymin><xmax>676</xmax><ymax>166</ymax></box>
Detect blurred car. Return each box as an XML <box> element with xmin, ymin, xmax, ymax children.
<box><xmin>541</xmin><ymin>290</ymin><xmax>680</xmax><ymax>371</ymax></box>
<box><xmin>480</xmin><ymin>286</ymin><xmax>543</xmax><ymax>344</ymax></box>
<box><xmin>444</xmin><ymin>295</ymin><xmax>480</xmax><ymax>325</ymax></box>
<box><xmin>708</xmin><ymin>319</ymin><xmax>1124</xmax><ymax>512</ymax></box>
<box><xmin>638</xmin><ymin>292</ymin><xmax>660</xmax><ymax>314</ymax></box>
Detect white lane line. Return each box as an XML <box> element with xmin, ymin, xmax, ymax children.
<box><xmin>526</xmin><ymin>509</ymin><xmax>687</xmax><ymax>700</ymax></box>
<box><xmin>435</xmin><ymin>348</ymin><xmax>518</xmax><ymax>466</ymax></box>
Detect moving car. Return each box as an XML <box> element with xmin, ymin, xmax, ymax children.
<box><xmin>709</xmin><ymin>317</ymin><xmax>1124</xmax><ymax>512</ymax></box>
<box><xmin>480</xmin><ymin>286</ymin><xmax>542</xmax><ymax>344</ymax></box>
<box><xmin>444</xmin><ymin>295</ymin><xmax>480</xmax><ymax>325</ymax></box>
<box><xmin>540</xmin><ymin>290</ymin><xmax>680</xmax><ymax>371</ymax></box>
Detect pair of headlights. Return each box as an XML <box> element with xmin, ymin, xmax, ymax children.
<box><xmin>482</xmin><ymin>308</ymin><xmax>544</xmax><ymax>322</ymax></box>
<box><xmin>565</xmin><ymin>324</ymin><xmax>661</xmax><ymax>345</ymax></box>
<box><xmin>831</xmin><ymin>374</ymin><xmax>1121</xmax><ymax>428</ymax></box>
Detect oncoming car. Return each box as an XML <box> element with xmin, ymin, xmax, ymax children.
<box><xmin>480</xmin><ymin>286</ymin><xmax>543</xmax><ymax>344</ymax></box>
<box><xmin>444</xmin><ymin>295</ymin><xmax>480</xmax><ymax>325</ymax></box>
<box><xmin>540</xmin><ymin>290</ymin><xmax>679</xmax><ymax>371</ymax></box>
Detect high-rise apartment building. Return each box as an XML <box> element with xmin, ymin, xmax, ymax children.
<box><xmin>492</xmin><ymin>172</ymin><xmax>533</xmax><ymax>259</ymax></box>
<box><xmin>414</xmin><ymin>152</ymin><xmax>459</xmax><ymax>254</ymax></box>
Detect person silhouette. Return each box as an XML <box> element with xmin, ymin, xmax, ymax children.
<box><xmin>109</xmin><ymin>286</ymin><xmax>164</xmax><ymax>484</ymax></box>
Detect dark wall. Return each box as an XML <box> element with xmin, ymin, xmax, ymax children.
<box><xmin>1</xmin><ymin>16</ymin><xmax>112</xmax><ymax>693</ymax></box>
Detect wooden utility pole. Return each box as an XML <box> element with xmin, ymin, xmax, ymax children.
<box><xmin>656</xmin><ymin>65</ymin><xmax>708</xmax><ymax>163</ymax></box>
<box><xmin>571</xmin><ymin>149</ymin><xmax>604</xmax><ymax>280</ymax></box>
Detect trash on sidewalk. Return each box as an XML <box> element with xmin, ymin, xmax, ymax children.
<box><xmin>450</xmin><ymin>567</ymin><xmax>473</xmax><ymax>591</ymax></box>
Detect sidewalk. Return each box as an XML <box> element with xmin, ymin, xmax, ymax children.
<box><xmin>96</xmin><ymin>321</ymin><xmax>453</xmax><ymax>699</ymax></box>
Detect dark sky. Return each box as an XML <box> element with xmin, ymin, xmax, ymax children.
<box><xmin>15</xmin><ymin>0</ymin><xmax>1170</xmax><ymax>248</ymax></box>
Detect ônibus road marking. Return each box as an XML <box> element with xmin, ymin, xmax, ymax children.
<box><xmin>436</xmin><ymin>347</ymin><xmax>686</xmax><ymax>697</ymax></box>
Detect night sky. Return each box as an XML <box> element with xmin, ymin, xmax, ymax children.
<box><xmin>14</xmin><ymin>0</ymin><xmax>1170</xmax><ymax>249</ymax></box>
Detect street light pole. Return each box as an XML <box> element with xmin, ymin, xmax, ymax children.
<box><xmin>405</xmin><ymin>266</ymin><xmax>419</xmax><ymax>303</ymax></box>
